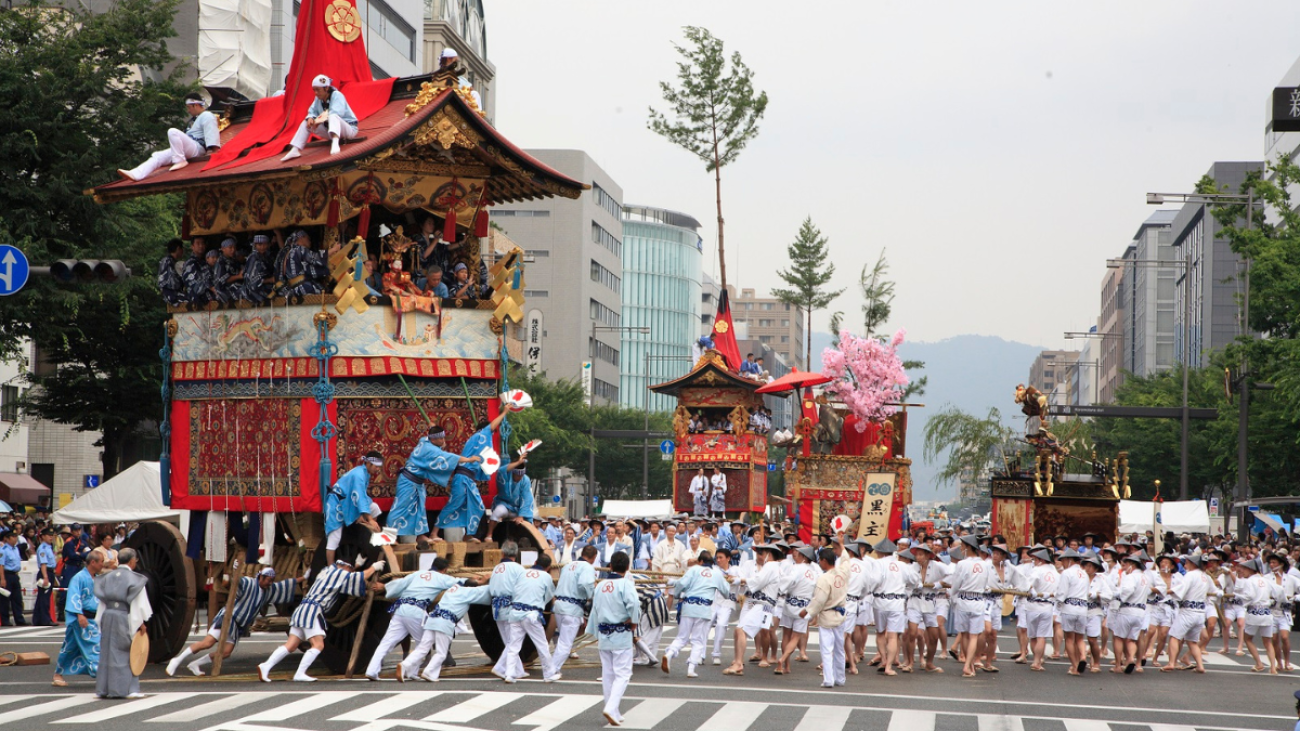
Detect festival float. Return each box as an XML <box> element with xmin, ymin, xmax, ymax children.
<box><xmin>86</xmin><ymin>0</ymin><xmax>581</xmax><ymax>671</ymax></box>
<box><xmin>987</xmin><ymin>384</ymin><xmax>1128</xmax><ymax>549</ymax></box>
<box><xmin>781</xmin><ymin>330</ymin><xmax>914</xmax><ymax>543</ymax></box>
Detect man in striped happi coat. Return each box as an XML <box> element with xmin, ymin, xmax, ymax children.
<box><xmin>258</xmin><ymin>558</ymin><xmax>385</xmax><ymax>682</ymax></box>
<box><xmin>166</xmin><ymin>566</ymin><xmax>298</xmax><ymax>676</ymax></box>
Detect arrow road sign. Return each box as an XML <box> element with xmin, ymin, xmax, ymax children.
<box><xmin>0</xmin><ymin>246</ymin><xmax>30</xmax><ymax>296</ymax></box>
<box><xmin>659</xmin><ymin>440</ymin><xmax>675</xmax><ymax>455</ymax></box>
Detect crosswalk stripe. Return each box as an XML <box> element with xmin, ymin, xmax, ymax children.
<box><xmin>793</xmin><ymin>704</ymin><xmax>853</xmax><ymax>731</ymax></box>
<box><xmin>55</xmin><ymin>693</ymin><xmax>187</xmax><ymax>723</ymax></box>
<box><xmin>512</xmin><ymin>694</ymin><xmax>603</xmax><ymax>731</ymax></box>
<box><xmin>698</xmin><ymin>702</ymin><xmax>766</xmax><ymax>731</ymax></box>
<box><xmin>0</xmin><ymin>696</ymin><xmax>96</xmax><ymax>724</ymax></box>
<box><xmin>332</xmin><ymin>692</ymin><xmax>444</xmax><ymax>721</ymax></box>
<box><xmin>1061</xmin><ymin>721</ymin><xmax>1111</xmax><ymax>731</ymax></box>
<box><xmin>887</xmin><ymin>709</ymin><xmax>935</xmax><ymax>731</ymax></box>
<box><xmin>423</xmin><ymin>692</ymin><xmax>524</xmax><ymax>722</ymax></box>
<box><xmin>243</xmin><ymin>692</ymin><xmax>352</xmax><ymax>721</ymax></box>
<box><xmin>977</xmin><ymin>715</ymin><xmax>1026</xmax><ymax>731</ymax></box>
<box><xmin>150</xmin><ymin>693</ymin><xmax>280</xmax><ymax>723</ymax></box>
<box><xmin>0</xmin><ymin>696</ymin><xmax>31</xmax><ymax>710</ymax></box>
<box><xmin>618</xmin><ymin>699</ymin><xmax>686</xmax><ymax>729</ymax></box>
<box><xmin>1147</xmin><ymin>725</ymin><xmax>1197</xmax><ymax>731</ymax></box>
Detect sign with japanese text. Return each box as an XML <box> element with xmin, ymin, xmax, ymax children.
<box><xmin>1273</xmin><ymin>87</ymin><xmax>1300</xmax><ymax>132</ymax></box>
<box><xmin>855</xmin><ymin>472</ymin><xmax>897</xmax><ymax>543</ymax></box>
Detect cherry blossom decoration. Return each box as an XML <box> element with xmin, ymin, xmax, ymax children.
<box><xmin>821</xmin><ymin>329</ymin><xmax>909</xmax><ymax>431</ymax></box>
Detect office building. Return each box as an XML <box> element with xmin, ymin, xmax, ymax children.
<box><xmin>1067</xmin><ymin>335</ymin><xmax>1099</xmax><ymax>407</ymax></box>
<box><xmin>700</xmin><ymin>273</ymin><xmax>721</xmax><ymax>337</ymax></box>
<box><xmin>1098</xmin><ymin>265</ymin><xmax>1127</xmax><ymax>404</ymax></box>
<box><xmin>1169</xmin><ymin>162</ymin><xmax>1262</xmax><ymax>367</ymax></box>
<box><xmin>1028</xmin><ymin>350</ymin><xmax>1078</xmax><ymax>402</ymax></box>
<box><xmin>618</xmin><ymin>205</ymin><xmax>704</xmax><ymax>413</ymax></box>
<box><xmin>1123</xmin><ymin>211</ymin><xmax>1179</xmax><ymax>378</ymax></box>
<box><xmin>422</xmin><ymin>0</ymin><xmax>495</xmax><ymax>121</ymax></box>
<box><xmin>735</xmin><ymin>339</ymin><xmax>793</xmax><ymax>430</ymax></box>
<box><xmin>732</xmin><ymin>287</ymin><xmax>805</xmax><ymax>370</ymax></box>
<box><xmin>493</xmin><ymin>150</ymin><xmax>625</xmax><ymax>405</ymax></box>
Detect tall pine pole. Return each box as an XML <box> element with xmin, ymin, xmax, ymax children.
<box><xmin>649</xmin><ymin>26</ymin><xmax>767</xmax><ymax>292</ymax></box>
<box><xmin>772</xmin><ymin>218</ymin><xmax>843</xmax><ymax>370</ymax></box>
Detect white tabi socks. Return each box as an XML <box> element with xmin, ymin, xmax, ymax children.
<box><xmin>259</xmin><ymin>646</ymin><xmax>291</xmax><ymax>682</ymax></box>
<box><xmin>295</xmin><ymin>648</ymin><xmax>321</xmax><ymax>681</ymax></box>
<box><xmin>166</xmin><ymin>647</ymin><xmax>193</xmax><ymax>676</ymax></box>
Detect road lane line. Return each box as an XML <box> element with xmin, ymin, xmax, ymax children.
<box><xmin>55</xmin><ymin>693</ymin><xmax>188</xmax><ymax>723</ymax></box>
<box><xmin>793</xmin><ymin>705</ymin><xmax>854</xmax><ymax>731</ymax></box>
<box><xmin>243</xmin><ymin>692</ymin><xmax>352</xmax><ymax>720</ymax></box>
<box><xmin>333</xmin><ymin>691</ymin><xmax>444</xmax><ymax>721</ymax></box>
<box><xmin>618</xmin><ymin>699</ymin><xmax>685</xmax><ymax>729</ymax></box>
<box><xmin>512</xmin><ymin>694</ymin><xmax>603</xmax><ymax>731</ymax></box>
<box><xmin>0</xmin><ymin>696</ymin><xmax>97</xmax><ymax>724</ymax></box>
<box><xmin>887</xmin><ymin>710</ymin><xmax>935</xmax><ymax>731</ymax></box>
<box><xmin>698</xmin><ymin>702</ymin><xmax>766</xmax><ymax>731</ymax></box>
<box><xmin>424</xmin><ymin>692</ymin><xmax>524</xmax><ymax>722</ymax></box>
<box><xmin>977</xmin><ymin>715</ymin><xmax>1025</xmax><ymax>731</ymax></box>
<box><xmin>150</xmin><ymin>693</ymin><xmax>280</xmax><ymax>722</ymax></box>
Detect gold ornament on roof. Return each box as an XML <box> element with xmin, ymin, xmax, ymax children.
<box><xmin>714</xmin><ymin>320</ymin><xmax>729</xmax><ymax>334</ymax></box>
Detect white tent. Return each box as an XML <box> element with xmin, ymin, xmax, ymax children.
<box><xmin>54</xmin><ymin>462</ymin><xmax>185</xmax><ymax>527</ymax></box>
<box><xmin>599</xmin><ymin>499</ymin><xmax>675</xmax><ymax>520</ymax></box>
<box><xmin>1118</xmin><ymin>499</ymin><xmax>1211</xmax><ymax>535</ymax></box>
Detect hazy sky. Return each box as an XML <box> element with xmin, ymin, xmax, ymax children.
<box><xmin>486</xmin><ymin>1</ymin><xmax>1300</xmax><ymax>351</ymax></box>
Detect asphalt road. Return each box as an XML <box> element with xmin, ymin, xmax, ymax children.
<box><xmin>0</xmin><ymin>622</ymin><xmax>1295</xmax><ymax>731</ymax></box>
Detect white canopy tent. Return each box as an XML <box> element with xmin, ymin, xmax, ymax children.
<box><xmin>1118</xmin><ymin>499</ymin><xmax>1211</xmax><ymax>535</ymax></box>
<box><xmin>598</xmin><ymin>499</ymin><xmax>675</xmax><ymax>520</ymax></box>
<box><xmin>53</xmin><ymin>461</ymin><xmax>187</xmax><ymax>530</ymax></box>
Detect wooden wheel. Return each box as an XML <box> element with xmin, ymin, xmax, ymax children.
<box><xmin>307</xmin><ymin>523</ymin><xmax>390</xmax><ymax>674</ymax></box>
<box><xmin>124</xmin><ymin>520</ymin><xmax>196</xmax><ymax>663</ymax></box>
<box><xmin>489</xmin><ymin>520</ymin><xmax>552</xmax><ymax>555</ymax></box>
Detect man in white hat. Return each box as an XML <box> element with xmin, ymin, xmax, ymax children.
<box><xmin>119</xmin><ymin>93</ymin><xmax>221</xmax><ymax>181</ymax></box>
<box><xmin>438</xmin><ymin>47</ymin><xmax>482</xmax><ymax>109</ymax></box>
<box><xmin>282</xmin><ymin>75</ymin><xmax>359</xmax><ymax>160</ymax></box>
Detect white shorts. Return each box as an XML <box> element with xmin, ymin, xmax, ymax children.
<box><xmin>1223</xmin><ymin>603</ymin><xmax>1245</xmax><ymax>622</ymax></box>
<box><xmin>1275</xmin><ymin>613</ymin><xmax>1292</xmax><ymax>633</ymax></box>
<box><xmin>1110</xmin><ymin>613</ymin><xmax>1143</xmax><ymax>641</ymax></box>
<box><xmin>1152</xmin><ymin>604</ymin><xmax>1174</xmax><ymax>628</ymax></box>
<box><xmin>855</xmin><ymin>603</ymin><xmax>874</xmax><ymax>628</ymax></box>
<box><xmin>1246</xmin><ymin>622</ymin><xmax>1274</xmax><ymax>639</ymax></box>
<box><xmin>489</xmin><ymin>503</ymin><xmax>513</xmax><ymax>521</ymax></box>
<box><xmin>326</xmin><ymin>527</ymin><xmax>343</xmax><ymax>551</ymax></box>
<box><xmin>906</xmin><ymin>606</ymin><xmax>938</xmax><ymax>629</ymax></box>
<box><xmin>207</xmin><ymin>622</ymin><xmax>240</xmax><ymax>647</ymax></box>
<box><xmin>1023</xmin><ymin>607</ymin><xmax>1053</xmax><ymax>639</ymax></box>
<box><xmin>737</xmin><ymin>604</ymin><xmax>771</xmax><ymax>638</ymax></box>
<box><xmin>875</xmin><ymin>609</ymin><xmax>906</xmax><ymax>634</ymax></box>
<box><xmin>1170</xmin><ymin>612</ymin><xmax>1206</xmax><ymax>644</ymax></box>
<box><xmin>780</xmin><ymin>611</ymin><xmax>809</xmax><ymax>634</ymax></box>
<box><xmin>1086</xmin><ymin>614</ymin><xmax>1102</xmax><ymax>639</ymax></box>
<box><xmin>951</xmin><ymin>607</ymin><xmax>985</xmax><ymax>635</ymax></box>
<box><xmin>934</xmin><ymin>598</ymin><xmax>950</xmax><ymax>620</ymax></box>
<box><xmin>984</xmin><ymin>601</ymin><xmax>1002</xmax><ymax>632</ymax></box>
<box><xmin>1060</xmin><ymin>613</ymin><xmax>1088</xmax><ymax>635</ymax></box>
<box><xmin>290</xmin><ymin>623</ymin><xmax>327</xmax><ymax>641</ymax></box>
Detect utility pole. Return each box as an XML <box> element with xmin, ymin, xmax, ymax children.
<box><xmin>1237</xmin><ymin>190</ymin><xmax>1253</xmax><ymax>543</ymax></box>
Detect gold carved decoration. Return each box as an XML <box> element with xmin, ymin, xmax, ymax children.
<box><xmin>324</xmin><ymin>0</ymin><xmax>361</xmax><ymax>42</ymax></box>
<box><xmin>404</xmin><ymin>81</ymin><xmax>443</xmax><ymax>118</ymax></box>
<box><xmin>313</xmin><ymin>310</ymin><xmax>339</xmax><ymax>330</ymax></box>
<box><xmin>412</xmin><ymin>110</ymin><xmax>480</xmax><ymax>152</ymax></box>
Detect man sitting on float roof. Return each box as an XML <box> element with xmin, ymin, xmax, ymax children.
<box><xmin>282</xmin><ymin>75</ymin><xmax>359</xmax><ymax>161</ymax></box>
<box><xmin>118</xmin><ymin>93</ymin><xmax>221</xmax><ymax>181</ymax></box>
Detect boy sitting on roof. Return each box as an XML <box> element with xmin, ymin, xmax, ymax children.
<box><xmin>281</xmin><ymin>75</ymin><xmax>358</xmax><ymax>161</ymax></box>
<box><xmin>118</xmin><ymin>93</ymin><xmax>221</xmax><ymax>181</ymax></box>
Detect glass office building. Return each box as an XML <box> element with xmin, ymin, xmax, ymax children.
<box><xmin>620</xmin><ymin>205</ymin><xmax>704</xmax><ymax>412</ymax></box>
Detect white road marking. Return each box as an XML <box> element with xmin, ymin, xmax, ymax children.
<box><xmin>511</xmin><ymin>694</ymin><xmax>603</xmax><ymax>731</ymax></box>
<box><xmin>242</xmin><ymin>692</ymin><xmax>352</xmax><ymax>721</ymax></box>
<box><xmin>423</xmin><ymin>692</ymin><xmax>523</xmax><ymax>722</ymax></box>
<box><xmin>54</xmin><ymin>694</ymin><xmax>187</xmax><ymax>723</ymax></box>
<box><xmin>793</xmin><ymin>705</ymin><xmax>854</xmax><ymax>731</ymax></box>
<box><xmin>150</xmin><ymin>692</ymin><xmax>280</xmax><ymax>722</ymax></box>
<box><xmin>697</xmin><ymin>701</ymin><xmax>766</xmax><ymax>731</ymax></box>
<box><xmin>618</xmin><ymin>699</ymin><xmax>686</xmax><ymax>729</ymax></box>
<box><xmin>0</xmin><ymin>696</ymin><xmax>96</xmax><ymax>724</ymax></box>
<box><xmin>887</xmin><ymin>709</ymin><xmax>935</xmax><ymax>731</ymax></box>
<box><xmin>332</xmin><ymin>691</ymin><xmax>444</xmax><ymax>721</ymax></box>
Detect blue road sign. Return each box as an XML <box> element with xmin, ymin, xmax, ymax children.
<box><xmin>552</xmin><ymin>494</ymin><xmax>561</xmax><ymax>504</ymax></box>
<box><xmin>0</xmin><ymin>246</ymin><xmax>30</xmax><ymax>296</ymax></box>
<box><xmin>659</xmin><ymin>440</ymin><xmax>675</xmax><ymax>455</ymax></box>
<box><xmin>84</xmin><ymin>475</ymin><xmax>101</xmax><ymax>489</ymax></box>
<box><xmin>768</xmin><ymin>462</ymin><xmax>777</xmax><ymax>472</ymax></box>
<box><xmin>1249</xmin><ymin>505</ymin><xmax>1260</xmax><ymax>512</ymax></box>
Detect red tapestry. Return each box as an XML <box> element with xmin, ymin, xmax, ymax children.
<box><xmin>335</xmin><ymin>396</ymin><xmax>493</xmax><ymax>508</ymax></box>
<box><xmin>170</xmin><ymin>398</ymin><xmax>327</xmax><ymax>512</ymax></box>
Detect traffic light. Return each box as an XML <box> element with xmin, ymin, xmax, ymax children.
<box><xmin>48</xmin><ymin>259</ymin><xmax>131</xmax><ymax>283</ymax></box>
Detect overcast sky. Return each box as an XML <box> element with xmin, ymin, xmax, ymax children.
<box><xmin>486</xmin><ymin>1</ymin><xmax>1300</xmax><ymax>351</ymax></box>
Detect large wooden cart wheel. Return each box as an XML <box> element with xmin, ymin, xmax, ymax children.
<box><xmin>125</xmin><ymin>520</ymin><xmax>196</xmax><ymax>663</ymax></box>
<box><xmin>307</xmin><ymin>523</ymin><xmax>392</xmax><ymax>674</ymax></box>
<box><xmin>489</xmin><ymin>519</ymin><xmax>552</xmax><ymax>554</ymax></box>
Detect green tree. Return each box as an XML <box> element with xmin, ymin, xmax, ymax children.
<box><xmin>648</xmin><ymin>26</ymin><xmax>767</xmax><ymax>292</ymax></box>
<box><xmin>922</xmin><ymin>406</ymin><xmax>1018</xmax><ymax>496</ymax></box>
<box><xmin>0</xmin><ymin>0</ymin><xmax>191</xmax><ymax>478</ymax></box>
<box><xmin>772</xmin><ymin>218</ymin><xmax>843</xmax><ymax>370</ymax></box>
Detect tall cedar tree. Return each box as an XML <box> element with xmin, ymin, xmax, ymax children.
<box><xmin>648</xmin><ymin>26</ymin><xmax>767</xmax><ymax>292</ymax></box>
<box><xmin>0</xmin><ymin>0</ymin><xmax>191</xmax><ymax>478</ymax></box>
<box><xmin>830</xmin><ymin>250</ymin><xmax>927</xmax><ymax>398</ymax></box>
<box><xmin>772</xmin><ymin>218</ymin><xmax>843</xmax><ymax>370</ymax></box>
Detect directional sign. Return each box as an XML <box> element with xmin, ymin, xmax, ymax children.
<box><xmin>552</xmin><ymin>494</ymin><xmax>561</xmax><ymax>504</ymax></box>
<box><xmin>768</xmin><ymin>462</ymin><xmax>777</xmax><ymax>472</ymax></box>
<box><xmin>1249</xmin><ymin>505</ymin><xmax>1260</xmax><ymax>512</ymax></box>
<box><xmin>659</xmin><ymin>440</ymin><xmax>675</xmax><ymax>455</ymax></box>
<box><xmin>0</xmin><ymin>246</ymin><xmax>30</xmax><ymax>296</ymax></box>
<box><xmin>1210</xmin><ymin>498</ymin><xmax>1219</xmax><ymax>517</ymax></box>
<box><xmin>84</xmin><ymin>475</ymin><xmax>101</xmax><ymax>489</ymax></box>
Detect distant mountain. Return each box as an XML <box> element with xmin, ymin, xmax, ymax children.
<box><xmin>808</xmin><ymin>332</ymin><xmax>1046</xmax><ymax>502</ymax></box>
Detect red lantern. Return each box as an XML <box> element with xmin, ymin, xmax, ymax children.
<box><xmin>443</xmin><ymin>208</ymin><xmax>458</xmax><ymax>240</ymax></box>
<box><xmin>474</xmin><ymin>208</ymin><xmax>489</xmax><ymax>238</ymax></box>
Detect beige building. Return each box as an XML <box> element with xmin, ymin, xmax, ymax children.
<box><xmin>731</xmin><ymin>287</ymin><xmax>805</xmax><ymax>370</ymax></box>
<box><xmin>1028</xmin><ymin>350</ymin><xmax>1078</xmax><ymax>402</ymax></box>
<box><xmin>1098</xmin><ymin>264</ymin><xmax>1127</xmax><ymax>404</ymax></box>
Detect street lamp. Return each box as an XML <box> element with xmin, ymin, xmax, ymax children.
<box><xmin>1146</xmin><ymin>190</ymin><xmax>1256</xmax><ymax>538</ymax></box>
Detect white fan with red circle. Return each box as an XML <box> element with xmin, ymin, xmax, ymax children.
<box><xmin>479</xmin><ymin>447</ymin><xmax>502</xmax><ymax>476</ymax></box>
<box><xmin>501</xmin><ymin>389</ymin><xmax>533</xmax><ymax>412</ymax></box>
<box><xmin>831</xmin><ymin>514</ymin><xmax>852</xmax><ymax>534</ymax></box>
<box><xmin>518</xmin><ymin>439</ymin><xmax>542</xmax><ymax>457</ymax></box>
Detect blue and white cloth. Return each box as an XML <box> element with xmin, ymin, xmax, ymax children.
<box><xmin>325</xmin><ymin>464</ymin><xmax>377</xmax><ymax>535</ymax></box>
<box><xmin>213</xmin><ymin>576</ymin><xmax>296</xmax><ymax>636</ymax></box>
<box><xmin>289</xmin><ymin>566</ymin><xmax>367</xmax><ymax>630</ymax></box>
<box><xmin>390</xmin><ymin>437</ymin><xmax>458</xmax><ymax>536</ymax></box>
<box><xmin>57</xmin><ymin>569</ymin><xmax>100</xmax><ymax>677</ymax></box>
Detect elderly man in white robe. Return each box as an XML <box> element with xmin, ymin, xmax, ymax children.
<box><xmin>92</xmin><ymin>547</ymin><xmax>152</xmax><ymax>699</ymax></box>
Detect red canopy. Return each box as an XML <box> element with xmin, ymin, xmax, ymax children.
<box><xmin>755</xmin><ymin>369</ymin><xmax>832</xmax><ymax>394</ymax></box>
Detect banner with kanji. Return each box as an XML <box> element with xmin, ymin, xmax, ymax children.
<box><xmin>855</xmin><ymin>473</ymin><xmax>897</xmax><ymax>543</ymax></box>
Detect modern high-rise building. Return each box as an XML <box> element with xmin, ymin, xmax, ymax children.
<box><xmin>1169</xmin><ymin>162</ymin><xmax>1262</xmax><ymax>367</ymax></box>
<box><xmin>700</xmin><ymin>273</ymin><xmax>721</xmax><ymax>338</ymax></box>
<box><xmin>1122</xmin><ymin>210</ymin><xmax>1180</xmax><ymax>379</ymax></box>
<box><xmin>731</xmin><ymin>287</ymin><xmax>805</xmax><ymax>370</ymax></box>
<box><xmin>618</xmin><ymin>206</ymin><xmax>704</xmax><ymax>413</ymax></box>
<box><xmin>421</xmin><ymin>0</ymin><xmax>495</xmax><ymax>122</ymax></box>
<box><xmin>493</xmin><ymin>150</ymin><xmax>625</xmax><ymax>405</ymax></box>
<box><xmin>1028</xmin><ymin>350</ymin><xmax>1078</xmax><ymax>402</ymax></box>
<box><xmin>1098</xmin><ymin>264</ymin><xmax>1127</xmax><ymax>404</ymax></box>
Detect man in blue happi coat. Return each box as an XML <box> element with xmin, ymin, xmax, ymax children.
<box><xmin>325</xmin><ymin>451</ymin><xmax>385</xmax><ymax>565</ymax></box>
<box><xmin>432</xmin><ymin>410</ymin><xmax>508</xmax><ymax>542</ymax></box>
<box><xmin>52</xmin><ymin>548</ymin><xmax>105</xmax><ymax>687</ymax></box>
<box><xmin>486</xmin><ymin>457</ymin><xmax>534</xmax><ymax>538</ymax></box>
<box><xmin>391</xmin><ymin>424</ymin><xmax>473</xmax><ymax>541</ymax></box>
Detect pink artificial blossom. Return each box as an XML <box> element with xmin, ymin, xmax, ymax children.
<box><xmin>820</xmin><ymin>329</ymin><xmax>909</xmax><ymax>431</ymax></box>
